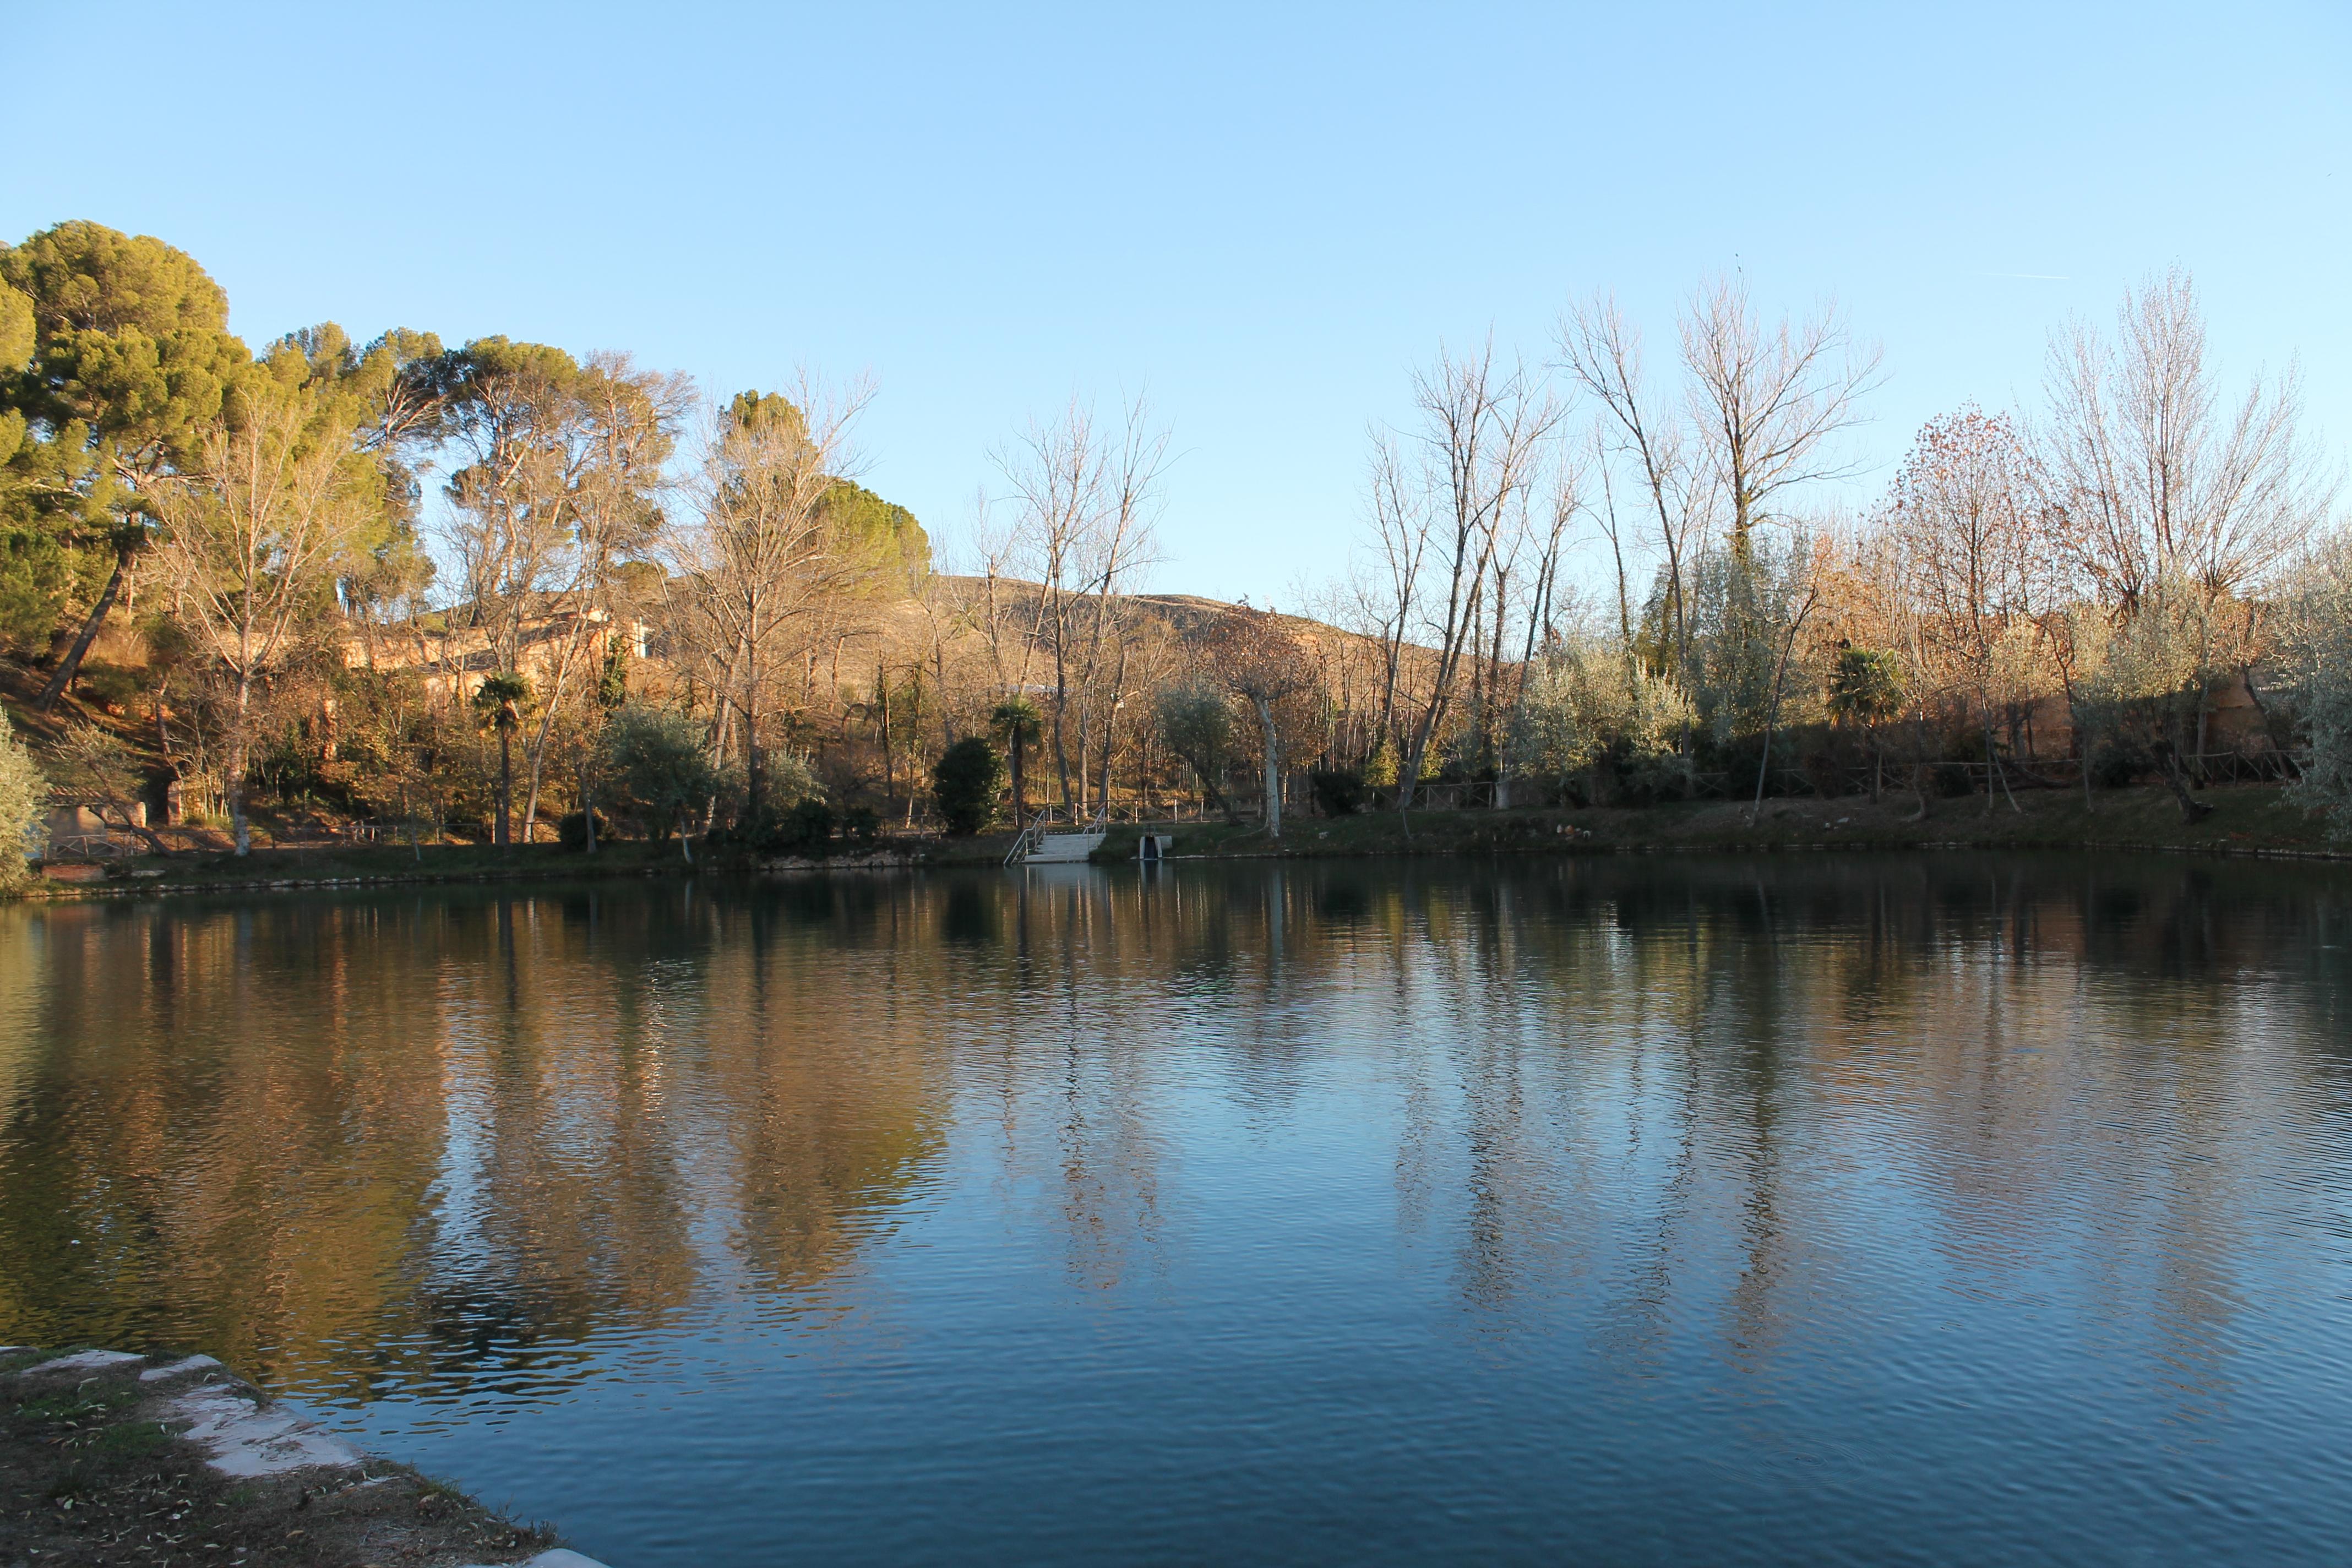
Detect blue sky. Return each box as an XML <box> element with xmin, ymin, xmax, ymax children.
<box><xmin>7</xmin><ymin>2</ymin><xmax>2346</xmax><ymax>605</ymax></box>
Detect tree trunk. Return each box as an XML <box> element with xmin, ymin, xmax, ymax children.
<box><xmin>497</xmin><ymin>728</ymin><xmax>513</xmax><ymax>847</ymax></box>
<box><xmin>229</xmin><ymin>673</ymin><xmax>253</xmax><ymax>857</ymax></box>
<box><xmin>35</xmin><ymin>551</ymin><xmax>129</xmax><ymax>714</ymax></box>
<box><xmin>1909</xmin><ymin>715</ymin><xmax>1932</xmax><ymax>823</ymax></box>
<box><xmin>1984</xmin><ymin>721</ymin><xmax>2021</xmax><ymax>814</ymax></box>
<box><xmin>580</xmin><ymin>751</ymin><xmax>597</xmax><ymax>855</ymax></box>
<box><xmin>745</xmin><ymin>713</ymin><xmax>765</xmax><ymax>824</ymax></box>
<box><xmin>1094</xmin><ymin>700</ymin><xmax>1120</xmax><ymax>821</ymax></box>
<box><xmin>1009</xmin><ymin>739</ymin><xmax>1027</xmax><ymax>828</ymax></box>
<box><xmin>1747</xmin><ymin>595</ymin><xmax>1816</xmax><ymax>825</ymax></box>
<box><xmin>2071</xmin><ymin>691</ymin><xmax>2096</xmax><ymax>814</ymax></box>
<box><xmin>877</xmin><ymin>667</ymin><xmax>895</xmax><ymax>818</ymax></box>
<box><xmin>521</xmin><ymin>760</ymin><xmax>545</xmax><ymax>841</ymax></box>
<box><xmin>103</xmin><ymin>805</ymin><xmax>177</xmax><ymax>858</ymax></box>
<box><xmin>2158</xmin><ymin>723</ymin><xmax>2214</xmax><ymax>824</ymax></box>
<box><xmin>1257</xmin><ymin>696</ymin><xmax>1281</xmax><ymax>840</ymax></box>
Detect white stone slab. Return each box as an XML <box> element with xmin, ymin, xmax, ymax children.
<box><xmin>139</xmin><ymin>1353</ymin><xmax>225</xmax><ymax>1382</ymax></box>
<box><xmin>23</xmin><ymin>1349</ymin><xmax>145</xmax><ymax>1374</ymax></box>
<box><xmin>166</xmin><ymin>1384</ymin><xmax>363</xmax><ymax>1477</ymax></box>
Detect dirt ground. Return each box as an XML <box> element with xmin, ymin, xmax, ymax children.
<box><xmin>1</xmin><ymin>1348</ymin><xmax>558</xmax><ymax>1568</ymax></box>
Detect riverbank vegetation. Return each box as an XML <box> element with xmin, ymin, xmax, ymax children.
<box><xmin>913</xmin><ymin>780</ymin><xmax>2332</xmax><ymax>868</ymax></box>
<box><xmin>2</xmin><ymin>221</ymin><xmax>2345</xmax><ymax>885</ymax></box>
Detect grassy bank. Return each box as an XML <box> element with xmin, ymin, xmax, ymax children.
<box><xmin>1065</xmin><ymin>781</ymin><xmax>2347</xmax><ymax>864</ymax></box>
<box><xmin>18</xmin><ymin>781</ymin><xmax>2344</xmax><ymax>898</ymax></box>
<box><xmin>14</xmin><ymin>837</ymin><xmax>699</xmax><ymax>899</ymax></box>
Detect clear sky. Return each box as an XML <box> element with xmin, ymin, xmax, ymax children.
<box><xmin>7</xmin><ymin>2</ymin><xmax>2345</xmax><ymax>604</ymax></box>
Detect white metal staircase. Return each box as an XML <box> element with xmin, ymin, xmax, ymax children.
<box><xmin>1004</xmin><ymin>808</ymin><xmax>1109</xmax><ymax>866</ymax></box>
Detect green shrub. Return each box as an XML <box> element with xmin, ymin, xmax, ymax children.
<box><xmin>932</xmin><ymin>737</ymin><xmax>1004</xmax><ymax>836</ymax></box>
<box><xmin>72</xmin><ymin>661</ymin><xmax>146</xmax><ymax>711</ymax></box>
<box><xmin>0</xmin><ymin>715</ymin><xmax>48</xmax><ymax>888</ymax></box>
<box><xmin>2285</xmin><ymin>536</ymin><xmax>2352</xmax><ymax>836</ymax></box>
<box><xmin>1508</xmin><ymin>638</ymin><xmax>1695</xmax><ymax>805</ymax></box>
<box><xmin>557</xmin><ymin>808</ymin><xmax>609</xmax><ymax>850</ymax></box>
<box><xmin>1156</xmin><ymin>683</ymin><xmax>1234</xmax><ymax>813</ymax></box>
<box><xmin>841</xmin><ymin>805</ymin><xmax>881</xmax><ymax>845</ymax></box>
<box><xmin>2090</xmin><ymin>741</ymin><xmax>2149</xmax><ymax>790</ymax></box>
<box><xmin>1309</xmin><ymin>768</ymin><xmax>1365</xmax><ymax>816</ymax></box>
<box><xmin>772</xmin><ymin>797</ymin><xmax>836</xmax><ymax>854</ymax></box>
<box><xmin>600</xmin><ymin>705</ymin><xmax>721</xmax><ymax>845</ymax></box>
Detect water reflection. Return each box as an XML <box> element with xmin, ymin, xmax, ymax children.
<box><xmin>3</xmin><ymin>856</ymin><xmax>2351</xmax><ymax>1564</ymax></box>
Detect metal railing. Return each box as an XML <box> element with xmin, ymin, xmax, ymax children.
<box><xmin>1003</xmin><ymin>804</ymin><xmax>1114</xmax><ymax>865</ymax></box>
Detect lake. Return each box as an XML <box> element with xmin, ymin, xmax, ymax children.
<box><xmin>4</xmin><ymin>856</ymin><xmax>2350</xmax><ymax>1566</ymax></box>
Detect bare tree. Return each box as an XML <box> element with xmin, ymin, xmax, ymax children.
<box><xmin>2042</xmin><ymin>265</ymin><xmax>2332</xmax><ymax>612</ymax></box>
<box><xmin>1883</xmin><ymin>409</ymin><xmax>2057</xmax><ymax>814</ymax></box>
<box><xmin>1075</xmin><ymin>401</ymin><xmax>1168</xmax><ymax>815</ymax></box>
<box><xmin>516</xmin><ymin>356</ymin><xmax>692</xmax><ymax>836</ymax></box>
<box><xmin>996</xmin><ymin>404</ymin><xmax>1097</xmax><ymax>808</ymax></box>
<box><xmin>151</xmin><ymin>363</ymin><xmax>372</xmax><ymax>853</ymax></box>
<box><xmin>1558</xmin><ymin>294</ymin><xmax>1712</xmax><ymax>675</ymax></box>
<box><xmin>1680</xmin><ymin>277</ymin><xmax>1883</xmax><ymax>555</ymax></box>
<box><xmin>1351</xmin><ymin>433</ymin><xmax>1434</xmax><ymax>766</ymax></box>
<box><xmin>994</xmin><ymin>398</ymin><xmax>1168</xmax><ymax>815</ymax></box>
<box><xmin>1747</xmin><ymin>565</ymin><xmax>1823</xmax><ymax>825</ymax></box>
<box><xmin>1217</xmin><ymin>606</ymin><xmax>1316</xmax><ymax>839</ymax></box>
<box><xmin>2041</xmin><ymin>268</ymin><xmax>2337</xmax><ymax>812</ymax></box>
<box><xmin>674</xmin><ymin>376</ymin><xmax>874</xmax><ymax>823</ymax></box>
<box><xmin>1372</xmin><ymin>340</ymin><xmax>1562</xmax><ymax>813</ymax></box>
<box><xmin>1490</xmin><ymin>451</ymin><xmax>1583</xmax><ymax>806</ymax></box>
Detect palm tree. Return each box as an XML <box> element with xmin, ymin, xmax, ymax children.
<box><xmin>1828</xmin><ymin>645</ymin><xmax>1904</xmax><ymax>803</ymax></box>
<box><xmin>473</xmin><ymin>672</ymin><xmax>530</xmax><ymax>846</ymax></box>
<box><xmin>989</xmin><ymin>696</ymin><xmax>1043</xmax><ymax>828</ymax></box>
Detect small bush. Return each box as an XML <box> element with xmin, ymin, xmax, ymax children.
<box><xmin>1934</xmin><ymin>761</ymin><xmax>1976</xmax><ymax>798</ymax></box>
<box><xmin>1309</xmin><ymin>768</ymin><xmax>1365</xmax><ymax>816</ymax></box>
<box><xmin>557</xmin><ymin>809</ymin><xmax>610</xmax><ymax>850</ymax></box>
<box><xmin>0</xmin><ymin>715</ymin><xmax>43</xmax><ymax>888</ymax></box>
<box><xmin>72</xmin><ymin>661</ymin><xmax>146</xmax><ymax>712</ymax></box>
<box><xmin>932</xmin><ymin>737</ymin><xmax>1004</xmax><ymax>837</ymax></box>
<box><xmin>733</xmin><ymin>797</ymin><xmax>837</xmax><ymax>855</ymax></box>
<box><xmin>778</xmin><ymin>798</ymin><xmax>835</xmax><ymax>853</ymax></box>
<box><xmin>841</xmin><ymin>805</ymin><xmax>881</xmax><ymax>846</ymax></box>
<box><xmin>1801</xmin><ymin>748</ymin><xmax>1847</xmax><ymax>799</ymax></box>
<box><xmin>2090</xmin><ymin>742</ymin><xmax>2149</xmax><ymax>790</ymax></box>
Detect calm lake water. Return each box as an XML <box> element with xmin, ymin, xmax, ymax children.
<box><xmin>4</xmin><ymin>856</ymin><xmax>2351</xmax><ymax>1566</ymax></box>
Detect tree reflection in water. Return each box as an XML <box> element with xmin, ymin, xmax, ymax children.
<box><xmin>3</xmin><ymin>854</ymin><xmax>2350</xmax><ymax>1564</ymax></box>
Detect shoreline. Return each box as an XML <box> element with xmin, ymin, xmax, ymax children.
<box><xmin>10</xmin><ymin>782</ymin><xmax>2348</xmax><ymax>901</ymax></box>
<box><xmin>0</xmin><ymin>1345</ymin><xmax>607</xmax><ymax>1567</ymax></box>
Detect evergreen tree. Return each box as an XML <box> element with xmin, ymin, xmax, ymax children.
<box><xmin>0</xmin><ymin>222</ymin><xmax>251</xmax><ymax>705</ymax></box>
<box><xmin>932</xmin><ymin>737</ymin><xmax>1003</xmax><ymax>836</ymax></box>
